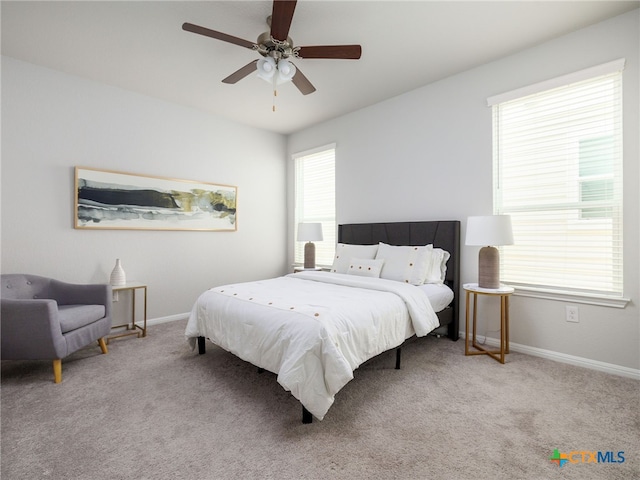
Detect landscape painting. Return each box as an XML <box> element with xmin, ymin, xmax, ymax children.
<box><xmin>74</xmin><ymin>167</ymin><xmax>237</xmax><ymax>231</ymax></box>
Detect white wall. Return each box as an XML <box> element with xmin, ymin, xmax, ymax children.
<box><xmin>287</xmin><ymin>10</ymin><xmax>640</xmax><ymax>371</ymax></box>
<box><xmin>1</xmin><ymin>57</ymin><xmax>288</xmax><ymax>321</ymax></box>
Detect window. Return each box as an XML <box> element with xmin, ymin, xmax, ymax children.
<box><xmin>293</xmin><ymin>145</ymin><xmax>336</xmax><ymax>266</ymax></box>
<box><xmin>489</xmin><ymin>60</ymin><xmax>624</xmax><ymax>300</ymax></box>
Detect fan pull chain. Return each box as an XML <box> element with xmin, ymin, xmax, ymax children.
<box><xmin>272</xmin><ymin>75</ymin><xmax>278</xmax><ymax>112</ymax></box>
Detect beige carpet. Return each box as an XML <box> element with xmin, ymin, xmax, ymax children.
<box><xmin>2</xmin><ymin>319</ymin><xmax>638</xmax><ymax>479</ymax></box>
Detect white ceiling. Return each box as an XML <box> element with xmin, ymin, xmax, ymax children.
<box><xmin>2</xmin><ymin>1</ymin><xmax>638</xmax><ymax>135</ymax></box>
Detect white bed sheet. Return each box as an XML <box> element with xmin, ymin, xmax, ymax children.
<box><xmin>185</xmin><ymin>271</ymin><xmax>440</xmax><ymax>420</ymax></box>
<box><xmin>417</xmin><ymin>283</ymin><xmax>454</xmax><ymax>312</ymax></box>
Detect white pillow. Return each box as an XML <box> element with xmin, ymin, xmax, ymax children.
<box><xmin>424</xmin><ymin>247</ymin><xmax>451</xmax><ymax>284</ymax></box>
<box><xmin>374</xmin><ymin>243</ymin><xmax>433</xmax><ymax>285</ymax></box>
<box><xmin>346</xmin><ymin>258</ymin><xmax>384</xmax><ymax>278</ymax></box>
<box><xmin>331</xmin><ymin>243</ymin><xmax>379</xmax><ymax>274</ymax></box>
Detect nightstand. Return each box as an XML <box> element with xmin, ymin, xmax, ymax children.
<box><xmin>464</xmin><ymin>282</ymin><xmax>514</xmax><ymax>364</ymax></box>
<box><xmin>293</xmin><ymin>267</ymin><xmax>323</xmax><ymax>273</ymax></box>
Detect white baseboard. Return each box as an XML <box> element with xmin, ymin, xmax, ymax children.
<box><xmin>460</xmin><ymin>332</ymin><xmax>640</xmax><ymax>380</ymax></box>
<box><xmin>146</xmin><ymin>313</ymin><xmax>190</xmax><ymax>326</ymax></box>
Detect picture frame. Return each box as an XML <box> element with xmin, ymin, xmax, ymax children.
<box><xmin>74</xmin><ymin>167</ymin><xmax>237</xmax><ymax>231</ymax></box>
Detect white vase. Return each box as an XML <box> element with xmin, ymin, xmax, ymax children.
<box><xmin>110</xmin><ymin>259</ymin><xmax>126</xmax><ymax>286</ymax></box>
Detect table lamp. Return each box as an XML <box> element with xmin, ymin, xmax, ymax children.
<box><xmin>465</xmin><ymin>215</ymin><xmax>513</xmax><ymax>289</ymax></box>
<box><xmin>297</xmin><ymin>223</ymin><xmax>323</xmax><ymax>269</ymax></box>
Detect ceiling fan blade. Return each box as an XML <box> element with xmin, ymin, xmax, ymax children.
<box><xmin>291</xmin><ymin>65</ymin><xmax>316</xmax><ymax>95</ymax></box>
<box><xmin>270</xmin><ymin>0</ymin><xmax>297</xmax><ymax>41</ymax></box>
<box><xmin>221</xmin><ymin>60</ymin><xmax>259</xmax><ymax>84</ymax></box>
<box><xmin>182</xmin><ymin>22</ymin><xmax>255</xmax><ymax>50</ymax></box>
<box><xmin>297</xmin><ymin>45</ymin><xmax>362</xmax><ymax>60</ymax></box>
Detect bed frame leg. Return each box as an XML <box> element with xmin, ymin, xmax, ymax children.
<box><xmin>302</xmin><ymin>406</ymin><xmax>313</xmax><ymax>424</ymax></box>
<box><xmin>197</xmin><ymin>336</ymin><xmax>206</xmax><ymax>355</ymax></box>
<box><xmin>395</xmin><ymin>347</ymin><xmax>401</xmax><ymax>369</ymax></box>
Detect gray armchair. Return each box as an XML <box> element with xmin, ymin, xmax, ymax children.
<box><xmin>1</xmin><ymin>274</ymin><xmax>112</xmax><ymax>383</ymax></box>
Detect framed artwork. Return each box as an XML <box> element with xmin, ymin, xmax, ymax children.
<box><xmin>74</xmin><ymin>167</ymin><xmax>237</xmax><ymax>231</ymax></box>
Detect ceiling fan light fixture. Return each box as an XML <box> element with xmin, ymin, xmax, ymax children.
<box><xmin>257</xmin><ymin>57</ymin><xmax>296</xmax><ymax>87</ymax></box>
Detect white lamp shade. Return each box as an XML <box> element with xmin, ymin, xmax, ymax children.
<box><xmin>256</xmin><ymin>57</ymin><xmax>276</xmax><ymax>81</ymax></box>
<box><xmin>466</xmin><ymin>215</ymin><xmax>514</xmax><ymax>246</ymax></box>
<box><xmin>276</xmin><ymin>59</ymin><xmax>296</xmax><ymax>83</ymax></box>
<box><xmin>297</xmin><ymin>222</ymin><xmax>323</xmax><ymax>242</ymax></box>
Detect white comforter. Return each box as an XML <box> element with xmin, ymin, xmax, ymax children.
<box><xmin>185</xmin><ymin>271</ymin><xmax>440</xmax><ymax>420</ymax></box>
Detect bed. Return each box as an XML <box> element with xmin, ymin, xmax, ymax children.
<box><xmin>186</xmin><ymin>220</ymin><xmax>460</xmax><ymax>423</ymax></box>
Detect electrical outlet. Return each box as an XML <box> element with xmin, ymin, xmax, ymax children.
<box><xmin>566</xmin><ymin>305</ymin><xmax>579</xmax><ymax>323</ymax></box>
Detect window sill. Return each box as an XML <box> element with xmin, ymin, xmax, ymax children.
<box><xmin>512</xmin><ymin>286</ymin><xmax>630</xmax><ymax>308</ymax></box>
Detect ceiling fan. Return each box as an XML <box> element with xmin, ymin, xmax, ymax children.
<box><xmin>182</xmin><ymin>0</ymin><xmax>362</xmax><ymax>97</ymax></box>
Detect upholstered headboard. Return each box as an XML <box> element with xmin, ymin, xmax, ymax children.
<box><xmin>338</xmin><ymin>221</ymin><xmax>460</xmax><ymax>341</ymax></box>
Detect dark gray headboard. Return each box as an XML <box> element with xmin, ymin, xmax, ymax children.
<box><xmin>338</xmin><ymin>221</ymin><xmax>460</xmax><ymax>341</ymax></box>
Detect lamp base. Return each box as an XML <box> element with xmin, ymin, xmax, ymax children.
<box><xmin>478</xmin><ymin>246</ymin><xmax>500</xmax><ymax>289</ymax></box>
<box><xmin>304</xmin><ymin>242</ymin><xmax>316</xmax><ymax>269</ymax></box>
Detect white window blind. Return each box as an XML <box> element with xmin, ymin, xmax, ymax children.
<box><xmin>294</xmin><ymin>145</ymin><xmax>336</xmax><ymax>266</ymax></box>
<box><xmin>492</xmin><ymin>63</ymin><xmax>623</xmax><ymax>298</ymax></box>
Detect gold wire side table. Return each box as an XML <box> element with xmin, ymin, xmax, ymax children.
<box><xmin>107</xmin><ymin>282</ymin><xmax>147</xmax><ymax>344</ymax></box>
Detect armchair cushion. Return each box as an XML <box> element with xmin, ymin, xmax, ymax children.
<box><xmin>58</xmin><ymin>305</ymin><xmax>107</xmax><ymax>333</ymax></box>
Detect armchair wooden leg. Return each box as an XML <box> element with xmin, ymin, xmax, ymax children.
<box><xmin>98</xmin><ymin>338</ymin><xmax>108</xmax><ymax>354</ymax></box>
<box><xmin>53</xmin><ymin>359</ymin><xmax>62</xmax><ymax>384</ymax></box>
